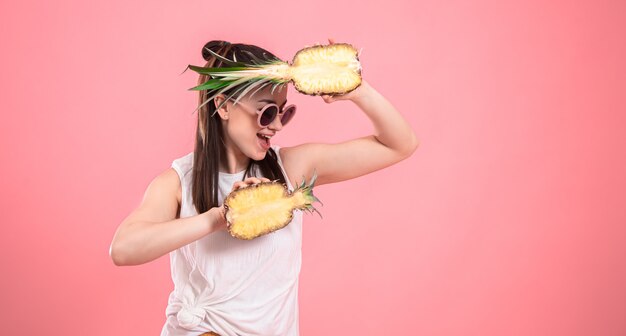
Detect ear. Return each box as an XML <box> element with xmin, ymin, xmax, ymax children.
<box><xmin>213</xmin><ymin>94</ymin><xmax>230</xmax><ymax>120</ymax></box>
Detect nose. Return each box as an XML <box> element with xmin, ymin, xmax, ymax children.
<box><xmin>267</xmin><ymin>114</ymin><xmax>284</xmax><ymax>131</ymax></box>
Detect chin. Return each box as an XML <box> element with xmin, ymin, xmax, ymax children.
<box><xmin>250</xmin><ymin>148</ymin><xmax>268</xmax><ymax>160</ymax></box>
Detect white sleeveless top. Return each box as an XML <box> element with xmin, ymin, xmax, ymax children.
<box><xmin>161</xmin><ymin>144</ymin><xmax>303</xmax><ymax>336</ymax></box>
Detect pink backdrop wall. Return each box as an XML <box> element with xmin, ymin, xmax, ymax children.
<box><xmin>1</xmin><ymin>0</ymin><xmax>625</xmax><ymax>335</ymax></box>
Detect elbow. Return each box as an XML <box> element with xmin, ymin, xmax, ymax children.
<box><xmin>410</xmin><ymin>136</ymin><xmax>420</xmax><ymax>153</ymax></box>
<box><xmin>109</xmin><ymin>241</ymin><xmax>129</xmax><ymax>266</ymax></box>
<box><xmin>401</xmin><ymin>134</ymin><xmax>420</xmax><ymax>158</ymax></box>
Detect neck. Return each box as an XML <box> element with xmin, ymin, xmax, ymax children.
<box><xmin>220</xmin><ymin>143</ymin><xmax>250</xmax><ymax>174</ymax></box>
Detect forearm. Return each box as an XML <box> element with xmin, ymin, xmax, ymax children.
<box><xmin>351</xmin><ymin>81</ymin><xmax>419</xmax><ymax>154</ymax></box>
<box><xmin>111</xmin><ymin>209</ymin><xmax>223</xmax><ymax>266</ymax></box>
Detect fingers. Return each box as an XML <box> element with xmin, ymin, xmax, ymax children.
<box><xmin>245</xmin><ymin>177</ymin><xmax>269</xmax><ymax>185</ymax></box>
<box><xmin>231</xmin><ymin>177</ymin><xmax>272</xmax><ymax>192</ymax></box>
<box><xmin>246</xmin><ymin>177</ymin><xmax>261</xmax><ymax>185</ymax></box>
<box><xmin>232</xmin><ymin>181</ymin><xmax>246</xmax><ymax>190</ymax></box>
<box><xmin>321</xmin><ymin>94</ymin><xmax>334</xmax><ymax>103</ymax></box>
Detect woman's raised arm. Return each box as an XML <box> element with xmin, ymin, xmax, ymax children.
<box><xmin>280</xmin><ymin>79</ymin><xmax>419</xmax><ymax>187</ymax></box>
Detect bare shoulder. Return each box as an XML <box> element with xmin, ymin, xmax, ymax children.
<box><xmin>143</xmin><ymin>167</ymin><xmax>182</xmax><ymax>217</ymax></box>
<box><xmin>116</xmin><ymin>167</ymin><xmax>182</xmax><ymax>237</ymax></box>
<box><xmin>163</xmin><ymin>168</ymin><xmax>183</xmax><ymax>208</ymax></box>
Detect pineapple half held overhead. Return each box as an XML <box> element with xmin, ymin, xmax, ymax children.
<box><xmin>184</xmin><ymin>42</ymin><xmax>363</xmax><ymax>114</ymax></box>
<box><xmin>223</xmin><ymin>170</ymin><xmax>323</xmax><ymax>240</ymax></box>
<box><xmin>290</xmin><ymin>43</ymin><xmax>362</xmax><ymax>96</ymax></box>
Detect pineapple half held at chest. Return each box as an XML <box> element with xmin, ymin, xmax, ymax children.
<box><xmin>224</xmin><ymin>169</ymin><xmax>322</xmax><ymax>240</ymax></box>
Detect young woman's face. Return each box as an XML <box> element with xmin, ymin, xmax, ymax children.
<box><xmin>220</xmin><ymin>84</ymin><xmax>290</xmax><ymax>161</ymax></box>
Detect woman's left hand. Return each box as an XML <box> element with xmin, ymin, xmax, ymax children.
<box><xmin>320</xmin><ymin>37</ymin><xmax>369</xmax><ymax>104</ymax></box>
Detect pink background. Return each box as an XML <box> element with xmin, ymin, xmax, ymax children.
<box><xmin>1</xmin><ymin>0</ymin><xmax>625</xmax><ymax>335</ymax></box>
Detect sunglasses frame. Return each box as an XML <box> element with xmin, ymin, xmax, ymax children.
<box><xmin>228</xmin><ymin>97</ymin><xmax>297</xmax><ymax>128</ymax></box>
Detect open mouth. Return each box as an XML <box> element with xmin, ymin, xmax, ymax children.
<box><xmin>257</xmin><ymin>133</ymin><xmax>271</xmax><ymax>148</ymax></box>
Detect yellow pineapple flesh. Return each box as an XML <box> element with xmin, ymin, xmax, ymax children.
<box><xmin>224</xmin><ymin>171</ymin><xmax>322</xmax><ymax>240</ymax></box>
<box><xmin>289</xmin><ymin>43</ymin><xmax>362</xmax><ymax>96</ymax></box>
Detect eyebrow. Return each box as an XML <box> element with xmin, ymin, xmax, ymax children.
<box><xmin>258</xmin><ymin>99</ymin><xmax>287</xmax><ymax>107</ymax></box>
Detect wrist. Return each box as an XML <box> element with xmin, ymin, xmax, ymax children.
<box><xmin>350</xmin><ymin>80</ymin><xmax>374</xmax><ymax>104</ymax></box>
<box><xmin>206</xmin><ymin>207</ymin><xmax>226</xmax><ymax>234</ymax></box>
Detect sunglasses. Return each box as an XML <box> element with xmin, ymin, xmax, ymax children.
<box><xmin>228</xmin><ymin>97</ymin><xmax>297</xmax><ymax>128</ymax></box>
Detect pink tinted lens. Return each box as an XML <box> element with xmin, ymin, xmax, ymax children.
<box><xmin>259</xmin><ymin>105</ymin><xmax>279</xmax><ymax>126</ymax></box>
<box><xmin>280</xmin><ymin>105</ymin><xmax>296</xmax><ymax>125</ymax></box>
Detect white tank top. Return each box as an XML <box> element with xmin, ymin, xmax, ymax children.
<box><xmin>161</xmin><ymin>144</ymin><xmax>303</xmax><ymax>336</ymax></box>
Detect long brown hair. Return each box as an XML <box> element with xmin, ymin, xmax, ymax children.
<box><xmin>192</xmin><ymin>40</ymin><xmax>287</xmax><ymax>215</ymax></box>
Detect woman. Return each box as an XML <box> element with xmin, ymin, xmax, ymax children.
<box><xmin>109</xmin><ymin>39</ymin><xmax>419</xmax><ymax>336</ymax></box>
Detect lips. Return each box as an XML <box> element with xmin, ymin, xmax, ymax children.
<box><xmin>256</xmin><ymin>133</ymin><xmax>270</xmax><ymax>150</ymax></box>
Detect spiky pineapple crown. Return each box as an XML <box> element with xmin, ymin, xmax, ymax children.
<box><xmin>294</xmin><ymin>168</ymin><xmax>323</xmax><ymax>219</ymax></box>
<box><xmin>181</xmin><ymin>47</ymin><xmax>289</xmax><ymax>116</ymax></box>
<box><xmin>181</xmin><ymin>42</ymin><xmax>363</xmax><ymax>116</ymax></box>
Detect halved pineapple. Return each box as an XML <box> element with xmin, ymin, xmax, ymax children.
<box><xmin>289</xmin><ymin>43</ymin><xmax>362</xmax><ymax>96</ymax></box>
<box><xmin>186</xmin><ymin>42</ymin><xmax>363</xmax><ymax>113</ymax></box>
<box><xmin>223</xmin><ymin>170</ymin><xmax>322</xmax><ymax>240</ymax></box>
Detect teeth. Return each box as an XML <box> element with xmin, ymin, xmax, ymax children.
<box><xmin>258</xmin><ymin>134</ymin><xmax>272</xmax><ymax>139</ymax></box>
